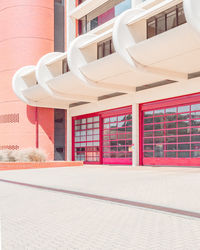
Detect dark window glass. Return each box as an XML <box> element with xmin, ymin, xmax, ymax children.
<box><xmin>144</xmin><ymin>145</ymin><xmax>153</xmax><ymax>151</ymax></box>
<box><xmin>166</xmin><ymin>9</ymin><xmax>177</xmax><ymax>30</ymax></box>
<box><xmin>154</xmin><ymin>131</ymin><xmax>164</xmax><ymax>136</ymax></box>
<box><xmin>154</xmin><ymin>109</ymin><xmax>164</xmax><ymax>115</ymax></box>
<box><xmin>144</xmin><ymin>125</ymin><xmax>153</xmax><ymax>131</ymax></box>
<box><xmin>154</xmin><ymin>138</ymin><xmax>164</xmax><ymax>143</ymax></box>
<box><xmin>98</xmin><ymin>44</ymin><xmax>104</xmax><ymax>59</ymax></box>
<box><xmin>144</xmin><ymin>111</ymin><xmax>153</xmax><ymax>117</ymax></box>
<box><xmin>177</xmin><ymin>4</ymin><xmax>186</xmax><ymax>25</ymax></box>
<box><xmin>144</xmin><ymin>131</ymin><xmax>153</xmax><ymax>137</ymax></box>
<box><xmin>166</xmin><ymin>152</ymin><xmax>177</xmax><ymax>158</ymax></box>
<box><xmin>147</xmin><ymin>3</ymin><xmax>186</xmax><ymax>39</ymax></box>
<box><xmin>178</xmin><ymin>128</ymin><xmax>190</xmax><ymax>135</ymax></box>
<box><xmin>144</xmin><ymin>138</ymin><xmax>153</xmax><ymax>144</ymax></box>
<box><xmin>104</xmin><ymin>40</ymin><xmax>111</xmax><ymax>57</ymax></box>
<box><xmin>191</xmin><ymin>120</ymin><xmax>200</xmax><ymax>127</ymax></box>
<box><xmin>154</xmin><ymin>124</ymin><xmax>164</xmax><ymax>130</ymax></box>
<box><xmin>166</xmin><ymin>144</ymin><xmax>177</xmax><ymax>150</ymax></box>
<box><xmin>144</xmin><ymin>118</ymin><xmax>153</xmax><ymax>124</ymax></box>
<box><xmin>144</xmin><ymin>152</ymin><xmax>153</xmax><ymax>158</ymax></box>
<box><xmin>97</xmin><ymin>38</ymin><xmax>115</xmax><ymax>59</ymax></box>
<box><xmin>178</xmin><ymin>105</ymin><xmax>190</xmax><ymax>113</ymax></box>
<box><xmin>191</xmin><ymin>135</ymin><xmax>200</xmax><ymax>142</ymax></box>
<box><xmin>178</xmin><ymin>121</ymin><xmax>190</xmax><ymax>128</ymax></box>
<box><xmin>157</xmin><ymin>15</ymin><xmax>165</xmax><ymax>34</ymax></box>
<box><xmin>166</xmin><ymin>122</ymin><xmax>176</xmax><ymax>129</ymax></box>
<box><xmin>191</xmin><ymin>112</ymin><xmax>200</xmax><ymax>119</ymax></box>
<box><xmin>191</xmin><ymin>143</ymin><xmax>200</xmax><ymax>150</ymax></box>
<box><xmin>154</xmin><ymin>145</ymin><xmax>164</xmax><ymax>158</ymax></box>
<box><xmin>191</xmin><ymin>104</ymin><xmax>200</xmax><ymax>111</ymax></box>
<box><xmin>155</xmin><ymin>151</ymin><xmax>164</xmax><ymax>157</ymax></box>
<box><xmin>191</xmin><ymin>151</ymin><xmax>200</xmax><ymax>158</ymax></box>
<box><xmin>178</xmin><ymin>113</ymin><xmax>190</xmax><ymax>120</ymax></box>
<box><xmin>154</xmin><ymin>116</ymin><xmax>164</xmax><ymax>123</ymax></box>
<box><xmin>191</xmin><ymin>128</ymin><xmax>200</xmax><ymax>134</ymax></box>
<box><xmin>147</xmin><ymin>19</ymin><xmax>156</xmax><ymax>38</ymax></box>
<box><xmin>90</xmin><ymin>17</ymin><xmax>98</xmax><ymax>30</ymax></box>
<box><xmin>166</xmin><ymin>137</ymin><xmax>177</xmax><ymax>143</ymax></box>
<box><xmin>166</xmin><ymin>130</ymin><xmax>176</xmax><ymax>136</ymax></box>
<box><xmin>166</xmin><ymin>115</ymin><xmax>177</xmax><ymax>121</ymax></box>
<box><xmin>178</xmin><ymin>144</ymin><xmax>190</xmax><ymax>150</ymax></box>
<box><xmin>166</xmin><ymin>107</ymin><xmax>176</xmax><ymax>114</ymax></box>
<box><xmin>178</xmin><ymin>151</ymin><xmax>190</xmax><ymax>158</ymax></box>
<box><xmin>178</xmin><ymin>136</ymin><xmax>190</xmax><ymax>143</ymax></box>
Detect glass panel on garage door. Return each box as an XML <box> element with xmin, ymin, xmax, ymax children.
<box><xmin>74</xmin><ymin>116</ymin><xmax>100</xmax><ymax>164</ymax></box>
<box><xmin>142</xmin><ymin>99</ymin><xmax>200</xmax><ymax>166</ymax></box>
<box><xmin>102</xmin><ymin>113</ymin><xmax>132</xmax><ymax>165</ymax></box>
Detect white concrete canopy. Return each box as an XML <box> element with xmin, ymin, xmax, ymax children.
<box><xmin>12</xmin><ymin>0</ymin><xmax>200</xmax><ymax>109</ymax></box>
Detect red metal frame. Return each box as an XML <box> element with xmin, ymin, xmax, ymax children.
<box><xmin>140</xmin><ymin>93</ymin><xmax>200</xmax><ymax>166</ymax></box>
<box><xmin>72</xmin><ymin>106</ymin><xmax>132</xmax><ymax>165</ymax></box>
<box><xmin>72</xmin><ymin>113</ymin><xmax>101</xmax><ymax>164</ymax></box>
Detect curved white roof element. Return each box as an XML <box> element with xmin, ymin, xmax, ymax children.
<box><xmin>67</xmin><ymin>34</ymin><xmax>135</xmax><ymax>93</ymax></box>
<box><xmin>12</xmin><ymin>65</ymin><xmax>70</xmax><ymax>109</ymax></box>
<box><xmin>12</xmin><ymin>66</ymin><xmax>39</xmax><ymax>107</ymax></box>
<box><xmin>13</xmin><ymin>0</ymin><xmax>200</xmax><ymax>109</ymax></box>
<box><xmin>184</xmin><ymin>0</ymin><xmax>200</xmax><ymax>34</ymax></box>
<box><xmin>35</xmin><ymin>52</ymin><xmax>71</xmax><ymax>101</ymax></box>
<box><xmin>37</xmin><ymin>50</ymin><xmax>113</xmax><ymax>102</ymax></box>
<box><xmin>112</xmin><ymin>8</ymin><xmax>145</xmax><ymax>68</ymax></box>
<box><xmin>112</xmin><ymin>2</ymin><xmax>200</xmax><ymax>81</ymax></box>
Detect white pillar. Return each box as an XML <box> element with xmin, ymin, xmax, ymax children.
<box><xmin>67</xmin><ymin>109</ymin><xmax>72</xmax><ymax>161</ymax></box>
<box><xmin>132</xmin><ymin>103</ymin><xmax>140</xmax><ymax>167</ymax></box>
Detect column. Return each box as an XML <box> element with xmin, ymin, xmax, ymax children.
<box><xmin>132</xmin><ymin>103</ymin><xmax>140</xmax><ymax>167</ymax></box>
<box><xmin>67</xmin><ymin>109</ymin><xmax>72</xmax><ymax>161</ymax></box>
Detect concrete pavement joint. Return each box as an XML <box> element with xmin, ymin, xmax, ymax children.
<box><xmin>0</xmin><ymin>178</ymin><xmax>200</xmax><ymax>220</ymax></box>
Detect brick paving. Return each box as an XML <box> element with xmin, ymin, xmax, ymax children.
<box><xmin>0</xmin><ymin>166</ymin><xmax>200</xmax><ymax>249</ymax></box>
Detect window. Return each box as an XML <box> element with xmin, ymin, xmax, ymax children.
<box><xmin>147</xmin><ymin>3</ymin><xmax>186</xmax><ymax>39</ymax></box>
<box><xmin>62</xmin><ymin>59</ymin><xmax>70</xmax><ymax>74</ymax></box>
<box><xmin>97</xmin><ymin>38</ymin><xmax>115</xmax><ymax>59</ymax></box>
<box><xmin>77</xmin><ymin>0</ymin><xmax>131</xmax><ymax>35</ymax></box>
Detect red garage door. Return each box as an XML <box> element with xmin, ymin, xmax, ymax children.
<box><xmin>72</xmin><ymin>106</ymin><xmax>132</xmax><ymax>165</ymax></box>
<box><xmin>141</xmin><ymin>93</ymin><xmax>200</xmax><ymax>166</ymax></box>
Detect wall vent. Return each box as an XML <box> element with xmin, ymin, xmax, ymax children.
<box><xmin>188</xmin><ymin>71</ymin><xmax>200</xmax><ymax>79</ymax></box>
<box><xmin>0</xmin><ymin>114</ymin><xmax>19</xmax><ymax>123</ymax></box>
<box><xmin>136</xmin><ymin>80</ymin><xmax>176</xmax><ymax>92</ymax></box>
<box><xmin>0</xmin><ymin>145</ymin><xmax>19</xmax><ymax>150</ymax></box>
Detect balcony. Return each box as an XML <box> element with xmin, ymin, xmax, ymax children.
<box><xmin>77</xmin><ymin>0</ymin><xmax>131</xmax><ymax>35</ymax></box>
<box><xmin>147</xmin><ymin>3</ymin><xmax>186</xmax><ymax>39</ymax></box>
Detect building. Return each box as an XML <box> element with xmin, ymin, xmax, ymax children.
<box><xmin>0</xmin><ymin>0</ymin><xmax>66</xmax><ymax>160</ymax></box>
<box><xmin>10</xmin><ymin>0</ymin><xmax>200</xmax><ymax>167</ymax></box>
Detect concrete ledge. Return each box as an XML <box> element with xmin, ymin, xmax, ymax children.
<box><xmin>0</xmin><ymin>161</ymin><xmax>83</xmax><ymax>171</ymax></box>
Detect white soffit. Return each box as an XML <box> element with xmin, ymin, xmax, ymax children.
<box><xmin>22</xmin><ymin>85</ymin><xmax>49</xmax><ymax>101</ymax></box>
<box><xmin>47</xmin><ymin>72</ymin><xmax>113</xmax><ymax>98</ymax></box>
<box><xmin>80</xmin><ymin>53</ymin><xmax>133</xmax><ymax>81</ymax></box>
<box><xmin>100</xmin><ymin>69</ymin><xmax>164</xmax><ymax>87</ymax></box>
<box><xmin>128</xmin><ymin>23</ymin><xmax>200</xmax><ymax>73</ymax></box>
<box><xmin>69</xmin><ymin>0</ymin><xmax>110</xmax><ymax>19</ymax></box>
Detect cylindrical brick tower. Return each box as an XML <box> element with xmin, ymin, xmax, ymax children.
<box><xmin>0</xmin><ymin>0</ymin><xmax>55</xmax><ymax>158</ymax></box>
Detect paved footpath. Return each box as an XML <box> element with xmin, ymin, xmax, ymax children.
<box><xmin>0</xmin><ymin>166</ymin><xmax>200</xmax><ymax>249</ymax></box>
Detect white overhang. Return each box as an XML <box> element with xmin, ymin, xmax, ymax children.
<box><xmin>69</xmin><ymin>0</ymin><xmax>110</xmax><ymax>19</ymax></box>
<box><xmin>13</xmin><ymin>0</ymin><xmax>200</xmax><ymax>109</ymax></box>
<box><xmin>128</xmin><ymin>23</ymin><xmax>200</xmax><ymax>74</ymax></box>
<box><xmin>80</xmin><ymin>53</ymin><xmax>164</xmax><ymax>89</ymax></box>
